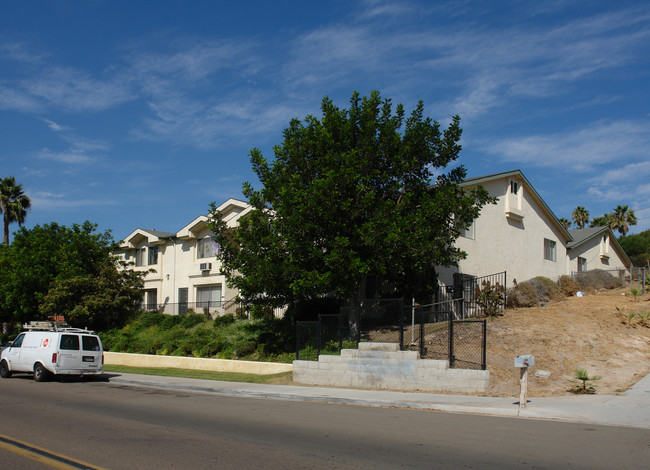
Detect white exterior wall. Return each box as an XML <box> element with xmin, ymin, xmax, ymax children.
<box><xmin>568</xmin><ymin>233</ymin><xmax>628</xmax><ymax>274</ymax></box>
<box><xmin>439</xmin><ymin>174</ymin><xmax>570</xmax><ymax>286</ymax></box>
<box><xmin>116</xmin><ymin>199</ymin><xmax>250</xmax><ymax>316</ymax></box>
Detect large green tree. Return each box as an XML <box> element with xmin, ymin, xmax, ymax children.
<box><xmin>0</xmin><ymin>221</ymin><xmax>145</xmax><ymax>329</ymax></box>
<box><xmin>618</xmin><ymin>229</ymin><xmax>650</xmax><ymax>267</ymax></box>
<box><xmin>209</xmin><ymin>91</ymin><xmax>493</xmax><ymax>313</ymax></box>
<box><xmin>0</xmin><ymin>176</ymin><xmax>32</xmax><ymax>246</ymax></box>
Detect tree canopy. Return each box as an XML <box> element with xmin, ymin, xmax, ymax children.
<box><xmin>209</xmin><ymin>91</ymin><xmax>493</xmax><ymax>313</ymax></box>
<box><xmin>0</xmin><ymin>221</ymin><xmax>146</xmax><ymax>330</ymax></box>
<box><xmin>0</xmin><ymin>176</ymin><xmax>31</xmax><ymax>246</ymax></box>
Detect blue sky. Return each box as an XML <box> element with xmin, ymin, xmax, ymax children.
<box><xmin>1</xmin><ymin>0</ymin><xmax>649</xmax><ymax>243</ymax></box>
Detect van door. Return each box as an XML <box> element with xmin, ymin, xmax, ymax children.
<box><xmin>58</xmin><ymin>334</ymin><xmax>82</xmax><ymax>371</ymax></box>
<box><xmin>5</xmin><ymin>333</ymin><xmax>26</xmax><ymax>371</ymax></box>
<box><xmin>80</xmin><ymin>335</ymin><xmax>102</xmax><ymax>371</ymax></box>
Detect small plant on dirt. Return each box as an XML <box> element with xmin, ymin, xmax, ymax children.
<box><xmin>570</xmin><ymin>368</ymin><xmax>601</xmax><ymax>394</ymax></box>
<box><xmin>637</xmin><ymin>311</ymin><xmax>650</xmax><ymax>328</ymax></box>
<box><xmin>475</xmin><ymin>280</ymin><xmax>506</xmax><ymax>317</ymax></box>
<box><xmin>630</xmin><ymin>288</ymin><xmax>640</xmax><ymax>301</ymax></box>
<box><xmin>616</xmin><ymin>306</ymin><xmax>636</xmax><ymax>327</ymax></box>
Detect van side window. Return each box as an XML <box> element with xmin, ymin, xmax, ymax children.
<box><xmin>82</xmin><ymin>336</ymin><xmax>100</xmax><ymax>351</ymax></box>
<box><xmin>60</xmin><ymin>334</ymin><xmax>80</xmax><ymax>350</ymax></box>
<box><xmin>11</xmin><ymin>333</ymin><xmax>25</xmax><ymax>348</ymax></box>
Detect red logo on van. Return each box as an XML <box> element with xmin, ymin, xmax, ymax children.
<box><xmin>42</xmin><ymin>338</ymin><xmax>49</xmax><ymax>347</ymax></box>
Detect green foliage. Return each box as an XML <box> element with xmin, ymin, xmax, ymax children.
<box><xmin>39</xmin><ymin>259</ymin><xmax>146</xmax><ymax>330</ymax></box>
<box><xmin>475</xmin><ymin>280</ymin><xmax>505</xmax><ymax>317</ymax></box>
<box><xmin>618</xmin><ymin>229</ymin><xmax>650</xmax><ymax>267</ymax></box>
<box><xmin>570</xmin><ymin>368</ymin><xmax>600</xmax><ymax>394</ymax></box>
<box><xmin>209</xmin><ymin>91</ymin><xmax>494</xmax><ymax>312</ymax></box>
<box><xmin>571</xmin><ymin>206</ymin><xmax>589</xmax><ymax>229</ymax></box>
<box><xmin>0</xmin><ymin>176</ymin><xmax>32</xmax><ymax>246</ymax></box>
<box><xmin>213</xmin><ymin>313</ymin><xmax>236</xmax><ymax>327</ymax></box>
<box><xmin>100</xmin><ymin>311</ymin><xmax>296</xmax><ymax>362</ymax></box>
<box><xmin>591</xmin><ymin>205</ymin><xmax>637</xmax><ymax>235</ymax></box>
<box><xmin>0</xmin><ymin>221</ymin><xmax>143</xmax><ymax>329</ymax></box>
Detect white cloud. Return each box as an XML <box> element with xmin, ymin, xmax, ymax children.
<box><xmin>484</xmin><ymin>120</ymin><xmax>650</xmax><ymax>170</ymax></box>
<box><xmin>37</xmin><ymin>148</ymin><xmax>94</xmax><ymax>164</ymax></box>
<box><xmin>25</xmin><ymin>66</ymin><xmax>134</xmax><ymax>112</ymax></box>
<box><xmin>0</xmin><ymin>86</ymin><xmax>42</xmax><ymax>112</ymax></box>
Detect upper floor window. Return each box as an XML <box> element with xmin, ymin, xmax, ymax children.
<box><xmin>135</xmin><ymin>247</ymin><xmax>146</xmax><ymax>267</ymax></box>
<box><xmin>510</xmin><ymin>181</ymin><xmax>518</xmax><ymax>195</ymax></box>
<box><xmin>148</xmin><ymin>246</ymin><xmax>159</xmax><ymax>265</ymax></box>
<box><xmin>544</xmin><ymin>238</ymin><xmax>556</xmax><ymax>262</ymax></box>
<box><xmin>197</xmin><ymin>237</ymin><xmax>218</xmax><ymax>259</ymax></box>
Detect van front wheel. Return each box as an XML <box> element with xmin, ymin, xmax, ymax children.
<box><xmin>33</xmin><ymin>363</ymin><xmax>49</xmax><ymax>382</ymax></box>
<box><xmin>0</xmin><ymin>360</ymin><xmax>11</xmax><ymax>378</ymax></box>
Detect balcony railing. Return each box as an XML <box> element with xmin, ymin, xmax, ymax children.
<box><xmin>141</xmin><ymin>299</ymin><xmax>286</xmax><ymax>319</ymax></box>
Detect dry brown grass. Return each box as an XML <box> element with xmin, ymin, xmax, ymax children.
<box><xmin>485</xmin><ymin>287</ymin><xmax>650</xmax><ymax>397</ymax></box>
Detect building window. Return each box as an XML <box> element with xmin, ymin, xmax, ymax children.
<box><xmin>148</xmin><ymin>246</ymin><xmax>159</xmax><ymax>265</ymax></box>
<box><xmin>460</xmin><ymin>221</ymin><xmax>475</xmax><ymax>240</ymax></box>
<box><xmin>510</xmin><ymin>181</ymin><xmax>518</xmax><ymax>195</ymax></box>
<box><xmin>196</xmin><ymin>285</ymin><xmax>221</xmax><ymax>307</ymax></box>
<box><xmin>197</xmin><ymin>237</ymin><xmax>218</xmax><ymax>259</ymax></box>
<box><xmin>544</xmin><ymin>238</ymin><xmax>556</xmax><ymax>262</ymax></box>
<box><xmin>577</xmin><ymin>257</ymin><xmax>587</xmax><ymax>272</ymax></box>
<box><xmin>143</xmin><ymin>289</ymin><xmax>157</xmax><ymax>311</ymax></box>
<box><xmin>135</xmin><ymin>247</ymin><xmax>147</xmax><ymax>267</ymax></box>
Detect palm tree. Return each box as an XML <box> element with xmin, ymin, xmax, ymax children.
<box><xmin>558</xmin><ymin>218</ymin><xmax>571</xmax><ymax>230</ymax></box>
<box><xmin>0</xmin><ymin>176</ymin><xmax>32</xmax><ymax>246</ymax></box>
<box><xmin>571</xmin><ymin>206</ymin><xmax>589</xmax><ymax>229</ymax></box>
<box><xmin>613</xmin><ymin>205</ymin><xmax>637</xmax><ymax>235</ymax></box>
<box><xmin>590</xmin><ymin>213</ymin><xmax>616</xmax><ymax>231</ymax></box>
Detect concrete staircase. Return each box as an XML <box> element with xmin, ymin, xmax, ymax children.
<box><xmin>293</xmin><ymin>342</ymin><xmax>489</xmax><ymax>393</ymax></box>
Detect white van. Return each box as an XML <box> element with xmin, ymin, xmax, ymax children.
<box><xmin>0</xmin><ymin>325</ymin><xmax>103</xmax><ymax>381</ymax></box>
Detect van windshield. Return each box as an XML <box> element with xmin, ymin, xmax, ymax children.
<box><xmin>60</xmin><ymin>335</ymin><xmax>79</xmax><ymax>350</ymax></box>
<box><xmin>82</xmin><ymin>336</ymin><xmax>100</xmax><ymax>351</ymax></box>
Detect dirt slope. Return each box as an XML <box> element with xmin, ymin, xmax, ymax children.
<box><xmin>485</xmin><ymin>287</ymin><xmax>650</xmax><ymax>397</ymax></box>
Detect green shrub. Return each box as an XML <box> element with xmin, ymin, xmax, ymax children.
<box><xmin>180</xmin><ymin>313</ymin><xmax>207</xmax><ymax>329</ymax></box>
<box><xmin>214</xmin><ymin>313</ymin><xmax>236</xmax><ymax>328</ymax></box>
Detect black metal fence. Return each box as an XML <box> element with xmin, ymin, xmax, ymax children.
<box><xmin>296</xmin><ymin>297</ymin><xmax>487</xmax><ymax>370</ymax></box>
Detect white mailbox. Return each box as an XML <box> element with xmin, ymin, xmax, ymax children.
<box><xmin>514</xmin><ymin>355</ymin><xmax>534</xmax><ymax>368</ymax></box>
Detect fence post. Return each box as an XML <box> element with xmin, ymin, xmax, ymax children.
<box><xmin>317</xmin><ymin>317</ymin><xmax>322</xmax><ymax>358</ymax></box>
<box><xmin>295</xmin><ymin>322</ymin><xmax>300</xmax><ymax>360</ymax></box>
<box><xmin>448</xmin><ymin>313</ymin><xmax>455</xmax><ymax>368</ymax></box>
<box><xmin>399</xmin><ymin>304</ymin><xmax>404</xmax><ymax>350</ymax></box>
<box><xmin>419</xmin><ymin>305</ymin><xmax>425</xmax><ymax>357</ymax></box>
<box><xmin>482</xmin><ymin>319</ymin><xmax>487</xmax><ymax>370</ymax></box>
<box><xmin>338</xmin><ymin>313</ymin><xmax>343</xmax><ymax>352</ymax></box>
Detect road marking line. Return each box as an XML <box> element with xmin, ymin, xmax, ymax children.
<box><xmin>0</xmin><ymin>433</ymin><xmax>107</xmax><ymax>470</ymax></box>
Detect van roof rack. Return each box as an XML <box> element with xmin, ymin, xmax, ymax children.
<box><xmin>23</xmin><ymin>321</ymin><xmax>94</xmax><ymax>334</ymax></box>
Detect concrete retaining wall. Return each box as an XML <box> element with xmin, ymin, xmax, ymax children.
<box><xmin>293</xmin><ymin>342</ymin><xmax>489</xmax><ymax>393</ymax></box>
<box><xmin>104</xmin><ymin>352</ymin><xmax>293</xmax><ymax>375</ymax></box>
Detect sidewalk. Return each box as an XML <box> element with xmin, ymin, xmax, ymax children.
<box><xmin>108</xmin><ymin>372</ymin><xmax>650</xmax><ymax>429</ymax></box>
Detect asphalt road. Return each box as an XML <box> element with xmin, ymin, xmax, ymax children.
<box><xmin>0</xmin><ymin>375</ymin><xmax>648</xmax><ymax>469</ymax></box>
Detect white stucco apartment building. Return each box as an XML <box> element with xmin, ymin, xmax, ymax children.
<box><xmin>117</xmin><ymin>171</ymin><xmax>632</xmax><ymax>316</ymax></box>
<box><xmin>115</xmin><ymin>199</ymin><xmax>251</xmax><ymax>316</ymax></box>
<box><xmin>437</xmin><ymin>170</ymin><xmax>630</xmax><ymax>287</ymax></box>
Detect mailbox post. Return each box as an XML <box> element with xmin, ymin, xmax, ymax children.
<box><xmin>514</xmin><ymin>355</ymin><xmax>534</xmax><ymax>408</ymax></box>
